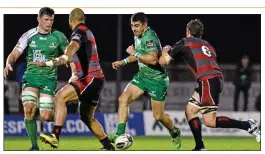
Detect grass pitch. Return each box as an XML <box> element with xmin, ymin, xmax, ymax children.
<box><xmin>4</xmin><ymin>136</ymin><xmax>260</xmax><ymax>151</ymax></box>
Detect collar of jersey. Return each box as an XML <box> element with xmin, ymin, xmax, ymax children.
<box><xmin>37</xmin><ymin>26</ymin><xmax>51</xmax><ymax>36</ymax></box>
<box><xmin>138</xmin><ymin>27</ymin><xmax>150</xmax><ymax>38</ymax></box>
<box><xmin>73</xmin><ymin>23</ymin><xmax>86</xmax><ymax>31</ymax></box>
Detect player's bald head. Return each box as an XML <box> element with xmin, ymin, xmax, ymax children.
<box><xmin>70</xmin><ymin>8</ymin><xmax>85</xmax><ymax>22</ymax></box>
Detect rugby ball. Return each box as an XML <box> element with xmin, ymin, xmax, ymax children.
<box><xmin>115</xmin><ymin>134</ymin><xmax>134</xmax><ymax>150</ymax></box>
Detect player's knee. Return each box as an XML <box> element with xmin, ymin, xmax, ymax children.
<box><xmin>118</xmin><ymin>93</ymin><xmax>129</xmax><ymax>105</ymax></box>
<box><xmin>186</xmin><ymin>97</ymin><xmax>200</xmax><ymax>114</ymax></box>
<box><xmin>40</xmin><ymin>110</ymin><xmax>53</xmax><ymax>121</ymax></box>
<box><xmin>22</xmin><ymin>91</ymin><xmax>38</xmax><ymax>119</ymax></box>
<box><xmin>55</xmin><ymin>91</ymin><xmax>66</xmax><ymax>104</ymax></box>
<box><xmin>153</xmin><ymin>112</ymin><xmax>163</xmax><ymax>121</ymax></box>
<box><xmin>24</xmin><ymin>103</ymin><xmax>36</xmax><ymax>119</ymax></box>
<box><xmin>203</xmin><ymin>116</ymin><xmax>216</xmax><ymax>128</ymax></box>
<box><xmin>203</xmin><ymin>120</ymin><xmax>215</xmax><ymax>128</ymax></box>
<box><xmin>55</xmin><ymin>96</ymin><xmax>64</xmax><ymax>105</ymax></box>
<box><xmin>22</xmin><ymin>91</ymin><xmax>38</xmax><ymax>113</ymax></box>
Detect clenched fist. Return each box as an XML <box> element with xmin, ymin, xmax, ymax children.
<box><xmin>112</xmin><ymin>61</ymin><xmax>125</xmax><ymax>70</ymax></box>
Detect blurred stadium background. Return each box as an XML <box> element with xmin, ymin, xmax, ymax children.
<box><xmin>4</xmin><ymin>14</ymin><xmax>261</xmax><ymax>150</ymax></box>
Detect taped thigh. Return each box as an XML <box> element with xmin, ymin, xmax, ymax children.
<box><xmin>200</xmin><ymin>106</ymin><xmax>218</xmax><ymax>114</ymax></box>
<box><xmin>39</xmin><ymin>97</ymin><xmax>55</xmax><ymax>111</ymax></box>
<box><xmin>22</xmin><ymin>91</ymin><xmax>38</xmax><ymax>105</ymax></box>
<box><xmin>188</xmin><ymin>97</ymin><xmax>201</xmax><ymax>109</ymax></box>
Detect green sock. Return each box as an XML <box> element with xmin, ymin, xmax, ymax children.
<box><xmin>116</xmin><ymin>123</ymin><xmax>126</xmax><ymax>135</ymax></box>
<box><xmin>25</xmin><ymin>119</ymin><xmax>38</xmax><ymax>147</ymax></box>
<box><xmin>169</xmin><ymin>126</ymin><xmax>178</xmax><ymax>138</ymax></box>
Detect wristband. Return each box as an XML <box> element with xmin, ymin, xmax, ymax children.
<box><xmin>133</xmin><ymin>52</ymin><xmax>140</xmax><ymax>58</ymax></box>
<box><xmin>122</xmin><ymin>58</ymin><xmax>129</xmax><ymax>65</ymax></box>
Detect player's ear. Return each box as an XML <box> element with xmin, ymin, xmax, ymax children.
<box><xmin>186</xmin><ymin>28</ymin><xmax>190</xmax><ymax>37</ymax></box>
<box><xmin>37</xmin><ymin>16</ymin><xmax>40</xmax><ymax>23</ymax></box>
<box><xmin>69</xmin><ymin>16</ymin><xmax>73</xmax><ymax>24</ymax></box>
<box><xmin>143</xmin><ymin>22</ymin><xmax>147</xmax><ymax>28</ymax></box>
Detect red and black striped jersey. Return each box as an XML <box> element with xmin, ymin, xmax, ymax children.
<box><xmin>168</xmin><ymin>37</ymin><xmax>223</xmax><ymax>81</ymax></box>
<box><xmin>71</xmin><ymin>23</ymin><xmax>104</xmax><ymax>79</ymax></box>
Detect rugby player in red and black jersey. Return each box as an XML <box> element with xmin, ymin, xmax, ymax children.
<box><xmin>159</xmin><ymin>19</ymin><xmax>260</xmax><ymax>151</ymax></box>
<box><xmin>30</xmin><ymin>8</ymin><xmax>114</xmax><ymax>150</ymax></box>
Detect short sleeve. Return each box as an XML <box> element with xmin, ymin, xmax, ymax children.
<box><xmin>16</xmin><ymin>32</ymin><xmax>29</xmax><ymax>53</ymax></box>
<box><xmin>71</xmin><ymin>30</ymin><xmax>82</xmax><ymax>45</ymax></box>
<box><xmin>143</xmin><ymin>38</ymin><xmax>158</xmax><ymax>53</ymax></box>
<box><xmin>59</xmin><ymin>34</ymin><xmax>69</xmax><ymax>53</ymax></box>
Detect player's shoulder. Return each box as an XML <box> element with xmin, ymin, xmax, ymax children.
<box><xmin>202</xmin><ymin>39</ymin><xmax>212</xmax><ymax>46</ymax></box>
<box><xmin>174</xmin><ymin>38</ymin><xmax>185</xmax><ymax>45</ymax></box>
<box><xmin>22</xmin><ymin>27</ymin><xmax>38</xmax><ymax>39</ymax></box>
<box><xmin>26</xmin><ymin>27</ymin><xmax>38</xmax><ymax>34</ymax></box>
<box><xmin>143</xmin><ymin>28</ymin><xmax>158</xmax><ymax>41</ymax></box>
<box><xmin>51</xmin><ymin>29</ymin><xmax>66</xmax><ymax>37</ymax></box>
<box><xmin>145</xmin><ymin>28</ymin><xmax>156</xmax><ymax>36</ymax></box>
<box><xmin>184</xmin><ymin>37</ymin><xmax>206</xmax><ymax>44</ymax></box>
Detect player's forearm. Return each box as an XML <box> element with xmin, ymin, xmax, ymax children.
<box><xmin>121</xmin><ymin>56</ymin><xmax>137</xmax><ymax>66</ymax></box>
<box><xmin>70</xmin><ymin>62</ymin><xmax>78</xmax><ymax>75</ymax></box>
<box><xmin>44</xmin><ymin>55</ymin><xmax>69</xmax><ymax>67</ymax></box>
<box><xmin>159</xmin><ymin>51</ymin><xmax>172</xmax><ymax>66</ymax></box>
<box><xmin>47</xmin><ymin>41</ymin><xmax>80</xmax><ymax>67</ymax></box>
<box><xmin>126</xmin><ymin>56</ymin><xmax>137</xmax><ymax>63</ymax></box>
<box><xmin>64</xmin><ymin>41</ymin><xmax>80</xmax><ymax>62</ymax></box>
<box><xmin>137</xmin><ymin>54</ymin><xmax>157</xmax><ymax>65</ymax></box>
<box><xmin>6</xmin><ymin>54</ymin><xmax>16</xmax><ymax>66</ymax></box>
<box><xmin>6</xmin><ymin>48</ymin><xmax>22</xmax><ymax>66</ymax></box>
<box><xmin>159</xmin><ymin>56</ymin><xmax>168</xmax><ymax>66</ymax></box>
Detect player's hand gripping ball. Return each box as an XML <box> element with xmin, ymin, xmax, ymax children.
<box><xmin>115</xmin><ymin>134</ymin><xmax>134</xmax><ymax>150</ymax></box>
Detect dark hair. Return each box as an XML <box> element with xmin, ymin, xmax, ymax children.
<box><xmin>187</xmin><ymin>19</ymin><xmax>204</xmax><ymax>38</ymax></box>
<box><xmin>131</xmin><ymin>12</ymin><xmax>148</xmax><ymax>24</ymax></box>
<box><xmin>38</xmin><ymin>7</ymin><xmax>54</xmax><ymax>17</ymax></box>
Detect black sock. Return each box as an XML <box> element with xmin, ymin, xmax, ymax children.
<box><xmin>100</xmin><ymin>137</ymin><xmax>112</xmax><ymax>148</ymax></box>
<box><xmin>52</xmin><ymin>125</ymin><xmax>63</xmax><ymax>140</ymax></box>
<box><xmin>188</xmin><ymin>117</ymin><xmax>204</xmax><ymax>149</ymax></box>
<box><xmin>216</xmin><ymin>116</ymin><xmax>250</xmax><ymax>131</ymax></box>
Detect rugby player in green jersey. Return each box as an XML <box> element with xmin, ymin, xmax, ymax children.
<box><xmin>4</xmin><ymin>7</ymin><xmax>68</xmax><ymax>151</ymax></box>
<box><xmin>109</xmin><ymin>12</ymin><xmax>181</xmax><ymax>150</ymax></box>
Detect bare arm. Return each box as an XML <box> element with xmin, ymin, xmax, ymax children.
<box><xmin>4</xmin><ymin>47</ymin><xmax>23</xmax><ymax>78</ymax></box>
<box><xmin>112</xmin><ymin>55</ymin><xmax>137</xmax><ymax>70</ymax></box>
<box><xmin>159</xmin><ymin>46</ymin><xmax>173</xmax><ymax>66</ymax></box>
<box><xmin>6</xmin><ymin>47</ymin><xmax>23</xmax><ymax>66</ymax></box>
<box><xmin>123</xmin><ymin>55</ymin><xmax>137</xmax><ymax>65</ymax></box>
<box><xmin>70</xmin><ymin>62</ymin><xmax>77</xmax><ymax>75</ymax></box>
<box><xmin>159</xmin><ymin>52</ymin><xmax>172</xmax><ymax>66</ymax></box>
<box><xmin>52</xmin><ymin>40</ymin><xmax>80</xmax><ymax>67</ymax></box>
<box><xmin>32</xmin><ymin>40</ymin><xmax>80</xmax><ymax>67</ymax></box>
<box><xmin>64</xmin><ymin>41</ymin><xmax>80</xmax><ymax>61</ymax></box>
<box><xmin>126</xmin><ymin>45</ymin><xmax>157</xmax><ymax>65</ymax></box>
<box><xmin>137</xmin><ymin>52</ymin><xmax>158</xmax><ymax>65</ymax></box>
<box><xmin>68</xmin><ymin>62</ymin><xmax>79</xmax><ymax>83</ymax></box>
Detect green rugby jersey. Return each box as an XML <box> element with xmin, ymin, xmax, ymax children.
<box><xmin>16</xmin><ymin>27</ymin><xmax>68</xmax><ymax>78</ymax></box>
<box><xmin>134</xmin><ymin>27</ymin><xmax>168</xmax><ymax>80</ymax></box>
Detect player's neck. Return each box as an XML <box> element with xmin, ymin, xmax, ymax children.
<box><xmin>143</xmin><ymin>27</ymin><xmax>149</xmax><ymax>33</ymax></box>
<box><xmin>71</xmin><ymin>21</ymin><xmax>85</xmax><ymax>30</ymax></box>
<box><xmin>37</xmin><ymin>26</ymin><xmax>51</xmax><ymax>34</ymax></box>
<box><xmin>139</xmin><ymin>27</ymin><xmax>149</xmax><ymax>37</ymax></box>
